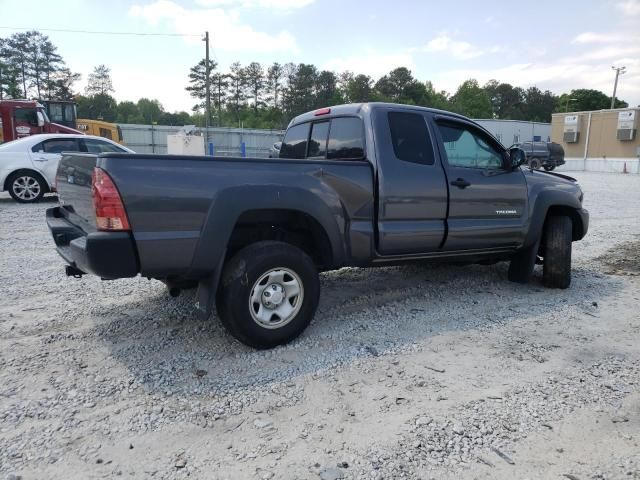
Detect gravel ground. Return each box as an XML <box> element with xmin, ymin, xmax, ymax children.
<box><xmin>1</xmin><ymin>171</ymin><xmax>639</xmax><ymax>480</ymax></box>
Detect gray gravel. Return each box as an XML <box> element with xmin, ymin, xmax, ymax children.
<box><xmin>1</xmin><ymin>171</ymin><xmax>639</xmax><ymax>479</ymax></box>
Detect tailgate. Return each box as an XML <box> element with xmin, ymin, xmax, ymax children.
<box><xmin>55</xmin><ymin>152</ymin><xmax>99</xmax><ymax>230</ymax></box>
<box><xmin>48</xmin><ymin>152</ymin><xmax>139</xmax><ymax>279</ymax></box>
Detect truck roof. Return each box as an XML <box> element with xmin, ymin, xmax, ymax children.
<box><xmin>0</xmin><ymin>99</ymin><xmax>41</xmax><ymax>107</ymax></box>
<box><xmin>288</xmin><ymin>102</ymin><xmax>471</xmax><ymax>127</ymax></box>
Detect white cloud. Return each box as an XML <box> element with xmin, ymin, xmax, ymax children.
<box><xmin>323</xmin><ymin>52</ymin><xmax>416</xmax><ymax>78</ymax></box>
<box><xmin>129</xmin><ymin>0</ymin><xmax>299</xmax><ymax>53</ymax></box>
<box><xmin>195</xmin><ymin>0</ymin><xmax>314</xmax><ymax>7</ymax></box>
<box><xmin>571</xmin><ymin>45</ymin><xmax>640</xmax><ymax>61</ymax></box>
<box><xmin>616</xmin><ymin>0</ymin><xmax>640</xmax><ymax>15</ymax></box>
<box><xmin>421</xmin><ymin>34</ymin><xmax>494</xmax><ymax>60</ymax></box>
<box><xmin>572</xmin><ymin>32</ymin><xmax>621</xmax><ymax>44</ymax></box>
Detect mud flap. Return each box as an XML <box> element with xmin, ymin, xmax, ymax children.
<box><xmin>508</xmin><ymin>237</ymin><xmax>540</xmax><ymax>284</ymax></box>
<box><xmin>195</xmin><ymin>253</ymin><xmax>226</xmax><ymax>319</ymax></box>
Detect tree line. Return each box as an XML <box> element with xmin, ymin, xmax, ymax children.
<box><xmin>0</xmin><ymin>31</ymin><xmax>630</xmax><ymax>129</ymax></box>
<box><xmin>186</xmin><ymin>60</ymin><xmax>629</xmax><ymax>129</ymax></box>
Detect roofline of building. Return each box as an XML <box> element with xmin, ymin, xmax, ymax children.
<box><xmin>552</xmin><ymin>107</ymin><xmax>640</xmax><ymax>116</ymax></box>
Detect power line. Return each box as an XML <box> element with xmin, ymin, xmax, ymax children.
<box><xmin>0</xmin><ymin>26</ymin><xmax>201</xmax><ymax>37</ymax></box>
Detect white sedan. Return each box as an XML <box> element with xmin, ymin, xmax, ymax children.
<box><xmin>0</xmin><ymin>134</ymin><xmax>134</xmax><ymax>203</ymax></box>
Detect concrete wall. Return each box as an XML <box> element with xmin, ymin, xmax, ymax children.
<box><xmin>551</xmin><ymin>108</ymin><xmax>640</xmax><ymax>174</ymax></box>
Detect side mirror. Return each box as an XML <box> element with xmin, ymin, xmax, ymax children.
<box><xmin>36</xmin><ymin>111</ymin><xmax>45</xmax><ymax>127</ymax></box>
<box><xmin>508</xmin><ymin>147</ymin><xmax>526</xmax><ymax>170</ymax></box>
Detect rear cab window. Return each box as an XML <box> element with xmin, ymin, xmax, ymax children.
<box><xmin>280</xmin><ymin>123</ymin><xmax>310</xmax><ymax>159</ymax></box>
<box><xmin>327</xmin><ymin>118</ymin><xmax>364</xmax><ymax>159</ymax></box>
<box><xmin>308</xmin><ymin>121</ymin><xmax>329</xmax><ymax>158</ymax></box>
<box><xmin>280</xmin><ymin>116</ymin><xmax>364</xmax><ymax>160</ymax></box>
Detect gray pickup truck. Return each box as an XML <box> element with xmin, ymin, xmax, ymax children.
<box><xmin>47</xmin><ymin>103</ymin><xmax>588</xmax><ymax>348</ymax></box>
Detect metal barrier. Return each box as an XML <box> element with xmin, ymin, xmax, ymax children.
<box><xmin>120</xmin><ymin>124</ymin><xmax>285</xmax><ymax>156</ymax></box>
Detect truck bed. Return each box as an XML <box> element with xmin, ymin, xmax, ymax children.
<box><xmin>53</xmin><ymin>152</ymin><xmax>374</xmax><ymax>280</ymax></box>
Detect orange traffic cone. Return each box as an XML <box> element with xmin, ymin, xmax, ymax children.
<box><xmin>623</xmin><ymin>162</ymin><xmax>629</xmax><ymax>174</ymax></box>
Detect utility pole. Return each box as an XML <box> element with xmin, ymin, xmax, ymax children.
<box><xmin>204</xmin><ymin>31</ymin><xmax>211</xmax><ymax>132</ymax></box>
<box><xmin>610</xmin><ymin>65</ymin><xmax>626</xmax><ymax>109</ymax></box>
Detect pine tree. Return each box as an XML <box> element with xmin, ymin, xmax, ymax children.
<box><xmin>244</xmin><ymin>62</ymin><xmax>264</xmax><ymax>113</ymax></box>
<box><xmin>86</xmin><ymin>65</ymin><xmax>114</xmax><ymax>96</ymax></box>
<box><xmin>266</xmin><ymin>63</ymin><xmax>284</xmax><ymax>109</ymax></box>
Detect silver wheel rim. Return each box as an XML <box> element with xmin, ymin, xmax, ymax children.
<box><xmin>13</xmin><ymin>176</ymin><xmax>41</xmax><ymax>200</ymax></box>
<box><xmin>249</xmin><ymin>267</ymin><xmax>304</xmax><ymax>329</ymax></box>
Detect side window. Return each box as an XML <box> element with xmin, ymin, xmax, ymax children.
<box><xmin>31</xmin><ymin>142</ymin><xmax>44</xmax><ymax>153</ymax></box>
<box><xmin>14</xmin><ymin>108</ymin><xmax>38</xmax><ymax>126</ymax></box>
<box><xmin>99</xmin><ymin>127</ymin><xmax>113</xmax><ymax>140</ymax></box>
<box><xmin>280</xmin><ymin>123</ymin><xmax>310</xmax><ymax>159</ymax></box>
<box><xmin>327</xmin><ymin>117</ymin><xmax>364</xmax><ymax>159</ymax></box>
<box><xmin>83</xmin><ymin>139</ymin><xmax>125</xmax><ymax>154</ymax></box>
<box><xmin>308</xmin><ymin>121</ymin><xmax>329</xmax><ymax>158</ymax></box>
<box><xmin>41</xmin><ymin>139</ymin><xmax>80</xmax><ymax>154</ymax></box>
<box><xmin>48</xmin><ymin>104</ymin><xmax>64</xmax><ymax>123</ymax></box>
<box><xmin>64</xmin><ymin>104</ymin><xmax>76</xmax><ymax>123</ymax></box>
<box><xmin>436</xmin><ymin>123</ymin><xmax>504</xmax><ymax>170</ymax></box>
<box><xmin>388</xmin><ymin>112</ymin><xmax>435</xmax><ymax>165</ymax></box>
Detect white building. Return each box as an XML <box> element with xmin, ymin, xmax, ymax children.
<box><xmin>474</xmin><ymin>119</ymin><xmax>552</xmax><ymax>147</ymax></box>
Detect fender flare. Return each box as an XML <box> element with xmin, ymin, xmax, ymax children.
<box><xmin>190</xmin><ymin>184</ymin><xmax>347</xmax><ymax>278</ymax></box>
<box><xmin>523</xmin><ymin>189</ymin><xmax>584</xmax><ymax>248</ymax></box>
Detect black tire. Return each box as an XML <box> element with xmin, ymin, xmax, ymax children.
<box><xmin>528</xmin><ymin>157</ymin><xmax>541</xmax><ymax>169</ymax></box>
<box><xmin>543</xmin><ymin>165</ymin><xmax>556</xmax><ymax>171</ymax></box>
<box><xmin>543</xmin><ymin>216</ymin><xmax>572</xmax><ymax>289</ymax></box>
<box><xmin>217</xmin><ymin>241</ymin><xmax>320</xmax><ymax>349</ymax></box>
<box><xmin>7</xmin><ymin>171</ymin><xmax>46</xmax><ymax>203</ymax></box>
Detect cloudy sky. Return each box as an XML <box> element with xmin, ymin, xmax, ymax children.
<box><xmin>1</xmin><ymin>0</ymin><xmax>639</xmax><ymax>112</ymax></box>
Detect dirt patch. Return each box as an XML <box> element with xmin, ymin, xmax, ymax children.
<box><xmin>597</xmin><ymin>239</ymin><xmax>640</xmax><ymax>275</ymax></box>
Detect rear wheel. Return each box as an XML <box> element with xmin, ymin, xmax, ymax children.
<box><xmin>217</xmin><ymin>241</ymin><xmax>320</xmax><ymax>349</ymax></box>
<box><xmin>543</xmin><ymin>216</ymin><xmax>572</xmax><ymax>289</ymax></box>
<box><xmin>543</xmin><ymin>165</ymin><xmax>556</xmax><ymax>171</ymax></box>
<box><xmin>528</xmin><ymin>157</ymin><xmax>541</xmax><ymax>169</ymax></box>
<box><xmin>7</xmin><ymin>171</ymin><xmax>46</xmax><ymax>203</ymax></box>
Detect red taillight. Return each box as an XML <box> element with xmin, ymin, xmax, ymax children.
<box><xmin>91</xmin><ymin>168</ymin><xmax>130</xmax><ymax>231</ymax></box>
<box><xmin>314</xmin><ymin>107</ymin><xmax>331</xmax><ymax>116</ymax></box>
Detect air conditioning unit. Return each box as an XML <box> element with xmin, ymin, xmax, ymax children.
<box><xmin>617</xmin><ymin>128</ymin><xmax>636</xmax><ymax>141</ymax></box>
<box><xmin>563</xmin><ymin>131</ymin><xmax>579</xmax><ymax>143</ymax></box>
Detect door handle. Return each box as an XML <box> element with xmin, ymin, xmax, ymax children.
<box><xmin>34</xmin><ymin>157</ymin><xmax>48</xmax><ymax>162</ymax></box>
<box><xmin>450</xmin><ymin>178</ymin><xmax>471</xmax><ymax>189</ymax></box>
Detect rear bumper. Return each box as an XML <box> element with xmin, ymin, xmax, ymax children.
<box><xmin>46</xmin><ymin>206</ymin><xmax>139</xmax><ymax>279</ymax></box>
<box><xmin>542</xmin><ymin>158</ymin><xmax>565</xmax><ymax>167</ymax></box>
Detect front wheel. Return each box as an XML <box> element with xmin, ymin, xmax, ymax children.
<box><xmin>543</xmin><ymin>216</ymin><xmax>572</xmax><ymax>289</ymax></box>
<box><xmin>217</xmin><ymin>241</ymin><xmax>320</xmax><ymax>349</ymax></box>
<box><xmin>543</xmin><ymin>165</ymin><xmax>556</xmax><ymax>171</ymax></box>
<box><xmin>7</xmin><ymin>172</ymin><xmax>46</xmax><ymax>203</ymax></box>
<box><xmin>528</xmin><ymin>157</ymin><xmax>541</xmax><ymax>170</ymax></box>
